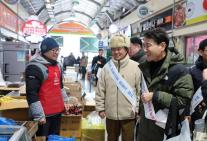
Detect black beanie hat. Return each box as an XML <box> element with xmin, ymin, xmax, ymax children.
<box><xmin>198</xmin><ymin>38</ymin><xmax>207</xmax><ymax>51</ymax></box>
<box><xmin>40</xmin><ymin>37</ymin><xmax>59</xmax><ymax>54</ymax></box>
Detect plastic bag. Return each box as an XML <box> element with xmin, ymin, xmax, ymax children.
<box><xmin>163</xmin><ymin>119</ymin><xmax>191</xmax><ymax>141</ymax></box>
<box><xmin>193</xmin><ymin>110</ymin><xmax>207</xmax><ymax>141</ymax></box>
<box><xmin>193</xmin><ymin>132</ymin><xmax>207</xmax><ymax>141</ymax></box>
<box><xmin>87</xmin><ymin>111</ymin><xmax>104</xmax><ymax>126</ymax></box>
<box><xmin>0</xmin><ymin>68</ymin><xmax>6</xmax><ymax>86</ymax></box>
<box><xmin>48</xmin><ymin>135</ymin><xmax>76</xmax><ymax>141</ymax></box>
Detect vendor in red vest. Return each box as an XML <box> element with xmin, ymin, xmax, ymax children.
<box><xmin>25</xmin><ymin>37</ymin><xmax>70</xmax><ymax>137</ymax></box>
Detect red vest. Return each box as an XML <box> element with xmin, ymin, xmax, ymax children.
<box><xmin>38</xmin><ymin>65</ymin><xmax>65</xmax><ymax>115</ymax></box>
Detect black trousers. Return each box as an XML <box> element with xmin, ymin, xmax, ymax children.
<box><xmin>106</xmin><ymin>118</ymin><xmax>135</xmax><ymax>141</ymax></box>
<box><xmin>81</xmin><ymin>66</ymin><xmax>86</xmax><ymax>79</ymax></box>
<box><xmin>36</xmin><ymin>114</ymin><xmax>61</xmax><ymax>137</ymax></box>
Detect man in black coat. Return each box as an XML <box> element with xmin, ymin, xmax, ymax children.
<box><xmin>129</xmin><ymin>37</ymin><xmax>146</xmax><ymax>64</ymax></box>
<box><xmin>189</xmin><ymin>39</ymin><xmax>207</xmax><ymax>128</ymax></box>
<box><xmin>91</xmin><ymin>48</ymin><xmax>106</xmax><ymax>86</ymax></box>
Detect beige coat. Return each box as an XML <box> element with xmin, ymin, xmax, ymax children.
<box><xmin>95</xmin><ymin>55</ymin><xmax>141</xmax><ymax>120</ymax></box>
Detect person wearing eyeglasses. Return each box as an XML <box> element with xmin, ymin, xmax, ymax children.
<box><xmin>138</xmin><ymin>28</ymin><xmax>193</xmax><ymax>141</ymax></box>
<box><xmin>25</xmin><ymin>37</ymin><xmax>69</xmax><ymax>137</ymax></box>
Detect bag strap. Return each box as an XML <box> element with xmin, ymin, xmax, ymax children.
<box><xmin>165</xmin><ymin>96</ymin><xmax>178</xmax><ymax>139</ymax></box>
<box><xmin>164</xmin><ymin>64</ymin><xmax>188</xmax><ymax>139</ymax></box>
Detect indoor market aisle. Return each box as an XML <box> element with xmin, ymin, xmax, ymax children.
<box><xmin>64</xmin><ymin>68</ymin><xmax>122</xmax><ymax>141</ymax></box>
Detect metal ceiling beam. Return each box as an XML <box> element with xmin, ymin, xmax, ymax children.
<box><xmin>55</xmin><ymin>10</ymin><xmax>93</xmax><ymax>19</ymax></box>
<box><xmin>45</xmin><ymin>18</ymin><xmax>51</xmax><ymax>25</ymax></box>
<box><xmin>36</xmin><ymin>5</ymin><xmax>46</xmax><ymax>15</ymax></box>
<box><xmin>87</xmin><ymin>0</ymin><xmax>101</xmax><ymax>7</ymax></box>
<box><xmin>25</xmin><ymin>0</ymin><xmax>37</xmax><ymax>14</ymax></box>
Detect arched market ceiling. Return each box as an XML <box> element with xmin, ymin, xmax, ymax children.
<box><xmin>49</xmin><ymin>22</ymin><xmax>94</xmax><ymax>35</ymax></box>
<box><xmin>20</xmin><ymin>0</ymin><xmax>149</xmax><ymax>31</ymax></box>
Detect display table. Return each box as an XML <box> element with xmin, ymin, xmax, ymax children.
<box><xmin>0</xmin><ymin>86</ymin><xmax>20</xmax><ymax>91</ymax></box>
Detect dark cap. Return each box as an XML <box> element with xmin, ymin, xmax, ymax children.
<box><xmin>198</xmin><ymin>39</ymin><xmax>207</xmax><ymax>51</ymax></box>
<box><xmin>40</xmin><ymin>37</ymin><xmax>59</xmax><ymax>54</ymax></box>
<box><xmin>130</xmin><ymin>37</ymin><xmax>142</xmax><ymax>47</ymax></box>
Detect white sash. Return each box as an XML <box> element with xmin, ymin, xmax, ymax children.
<box><xmin>190</xmin><ymin>87</ymin><xmax>203</xmax><ymax>115</ymax></box>
<box><xmin>141</xmin><ymin>74</ymin><xmax>157</xmax><ymax>120</ymax></box>
<box><xmin>141</xmin><ymin>75</ymin><xmax>169</xmax><ymax>128</ymax></box>
<box><xmin>106</xmin><ymin>60</ymin><xmax>137</xmax><ymax>110</ymax></box>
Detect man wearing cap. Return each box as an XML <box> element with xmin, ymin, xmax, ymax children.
<box><xmin>95</xmin><ymin>34</ymin><xmax>141</xmax><ymax>141</ymax></box>
<box><xmin>91</xmin><ymin>48</ymin><xmax>106</xmax><ymax>86</ymax></box>
<box><xmin>129</xmin><ymin>37</ymin><xmax>146</xmax><ymax>64</ymax></box>
<box><xmin>25</xmin><ymin>37</ymin><xmax>69</xmax><ymax>137</ymax></box>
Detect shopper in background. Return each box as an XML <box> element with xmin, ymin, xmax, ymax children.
<box><xmin>189</xmin><ymin>38</ymin><xmax>207</xmax><ymax>129</ymax></box>
<box><xmin>138</xmin><ymin>28</ymin><xmax>193</xmax><ymax>141</ymax></box>
<box><xmin>129</xmin><ymin>37</ymin><xmax>146</xmax><ymax>63</ymax></box>
<box><xmin>96</xmin><ymin>34</ymin><xmax>141</xmax><ymax>141</ymax></box>
<box><xmin>63</xmin><ymin>52</ymin><xmax>76</xmax><ymax>71</ymax></box>
<box><xmin>80</xmin><ymin>52</ymin><xmax>88</xmax><ymax>80</ymax></box>
<box><xmin>25</xmin><ymin>37</ymin><xmax>69</xmax><ymax>137</ymax></box>
<box><xmin>91</xmin><ymin>48</ymin><xmax>106</xmax><ymax>86</ymax></box>
<box><xmin>76</xmin><ymin>56</ymin><xmax>81</xmax><ymax>66</ymax></box>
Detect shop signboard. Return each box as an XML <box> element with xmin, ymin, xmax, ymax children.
<box><xmin>98</xmin><ymin>38</ymin><xmax>108</xmax><ymax>49</ymax></box>
<box><xmin>0</xmin><ymin>2</ymin><xmax>24</xmax><ymax>33</ymax></box>
<box><xmin>119</xmin><ymin>25</ymin><xmax>132</xmax><ymax>37</ymax></box>
<box><xmin>22</xmin><ymin>20</ymin><xmax>47</xmax><ymax>43</ymax></box>
<box><xmin>186</xmin><ymin>35</ymin><xmax>207</xmax><ymax>64</ymax></box>
<box><xmin>173</xmin><ymin>1</ymin><xmax>186</xmax><ymax>28</ymax></box>
<box><xmin>22</xmin><ymin>20</ymin><xmax>47</xmax><ymax>36</ymax></box>
<box><xmin>140</xmin><ymin>8</ymin><xmax>173</xmax><ymax>36</ymax></box>
<box><xmin>3</xmin><ymin>0</ymin><xmax>19</xmax><ymax>5</ymax></box>
<box><xmin>186</xmin><ymin>0</ymin><xmax>207</xmax><ymax>25</ymax></box>
<box><xmin>136</xmin><ymin>4</ymin><xmax>149</xmax><ymax>18</ymax></box>
<box><xmin>80</xmin><ymin>37</ymin><xmax>99</xmax><ymax>52</ymax></box>
<box><xmin>131</xmin><ymin>21</ymin><xmax>140</xmax><ymax>36</ymax></box>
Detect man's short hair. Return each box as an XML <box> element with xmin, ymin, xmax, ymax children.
<box><xmin>144</xmin><ymin>28</ymin><xmax>169</xmax><ymax>50</ymax></box>
<box><xmin>99</xmin><ymin>48</ymin><xmax>104</xmax><ymax>51</ymax></box>
<box><xmin>130</xmin><ymin>37</ymin><xmax>142</xmax><ymax>47</ymax></box>
<box><xmin>198</xmin><ymin>39</ymin><xmax>207</xmax><ymax>51</ymax></box>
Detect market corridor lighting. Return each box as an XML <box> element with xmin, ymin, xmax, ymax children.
<box><xmin>109</xmin><ymin>24</ymin><xmax>118</xmax><ymax>34</ymax></box>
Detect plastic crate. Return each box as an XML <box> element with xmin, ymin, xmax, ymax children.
<box><xmin>0</xmin><ymin>135</ymin><xmax>11</xmax><ymax>141</ymax></box>
<box><xmin>48</xmin><ymin>135</ymin><xmax>76</xmax><ymax>141</ymax></box>
<box><xmin>0</xmin><ymin>125</ymin><xmax>30</xmax><ymax>141</ymax></box>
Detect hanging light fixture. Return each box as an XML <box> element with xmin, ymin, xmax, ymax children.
<box><xmin>72</xmin><ymin>0</ymin><xmax>79</xmax><ymax>7</ymax></box>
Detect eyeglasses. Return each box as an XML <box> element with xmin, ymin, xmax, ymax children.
<box><xmin>51</xmin><ymin>48</ymin><xmax>61</xmax><ymax>53</ymax></box>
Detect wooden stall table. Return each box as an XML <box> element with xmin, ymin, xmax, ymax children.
<box><xmin>0</xmin><ymin>86</ymin><xmax>20</xmax><ymax>95</ymax></box>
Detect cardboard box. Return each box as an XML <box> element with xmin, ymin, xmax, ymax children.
<box><xmin>0</xmin><ymin>99</ymin><xmax>28</xmax><ymax>110</ymax></box>
<box><xmin>64</xmin><ymin>82</ymin><xmax>82</xmax><ymax>102</ymax></box>
<box><xmin>0</xmin><ymin>108</ymin><xmax>30</xmax><ymax>121</ymax></box>
<box><xmin>82</xmin><ymin>129</ymin><xmax>105</xmax><ymax>141</ymax></box>
<box><xmin>64</xmin><ymin>82</ymin><xmax>82</xmax><ymax>92</ymax></box>
<box><xmin>33</xmin><ymin>136</ymin><xmax>46</xmax><ymax>141</ymax></box>
<box><xmin>81</xmin><ymin>118</ymin><xmax>105</xmax><ymax>141</ymax></box>
<box><xmin>60</xmin><ymin>115</ymin><xmax>82</xmax><ymax>138</ymax></box>
<box><xmin>82</xmin><ymin>99</ymin><xmax>96</xmax><ymax>118</ymax></box>
<box><xmin>0</xmin><ymin>96</ymin><xmax>28</xmax><ymax>110</ymax></box>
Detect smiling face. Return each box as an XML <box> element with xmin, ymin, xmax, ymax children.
<box><xmin>199</xmin><ymin>46</ymin><xmax>207</xmax><ymax>64</ymax></box>
<box><xmin>143</xmin><ymin>37</ymin><xmax>166</xmax><ymax>62</ymax></box>
<box><xmin>111</xmin><ymin>47</ymin><xmax>128</xmax><ymax>61</ymax></box>
<box><xmin>129</xmin><ymin>43</ymin><xmax>141</xmax><ymax>57</ymax></box>
<box><xmin>43</xmin><ymin>47</ymin><xmax>60</xmax><ymax>61</ymax></box>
